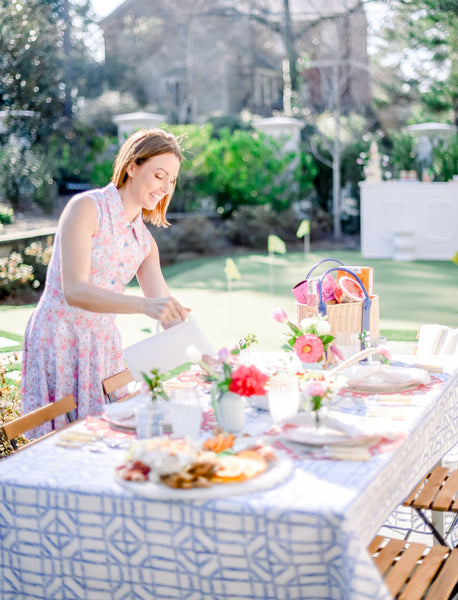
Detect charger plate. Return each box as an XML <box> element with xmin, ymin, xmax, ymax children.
<box><xmin>115</xmin><ymin>458</ymin><xmax>293</xmax><ymax>500</ymax></box>
<box><xmin>342</xmin><ymin>365</ymin><xmax>430</xmax><ymax>394</ymax></box>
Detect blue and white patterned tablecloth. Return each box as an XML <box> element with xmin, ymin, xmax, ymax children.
<box><xmin>1</xmin><ymin>365</ymin><xmax>457</xmax><ymax>600</ymax></box>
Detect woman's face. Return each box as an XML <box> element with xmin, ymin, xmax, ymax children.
<box><xmin>127</xmin><ymin>152</ymin><xmax>180</xmax><ymax>211</ymax></box>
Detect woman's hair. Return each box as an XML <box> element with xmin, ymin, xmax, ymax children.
<box><xmin>112</xmin><ymin>129</ymin><xmax>182</xmax><ymax>227</ymax></box>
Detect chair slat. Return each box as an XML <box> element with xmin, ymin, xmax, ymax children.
<box><xmin>102</xmin><ymin>369</ymin><xmax>139</xmax><ymax>403</ymax></box>
<box><xmin>102</xmin><ymin>369</ymin><xmax>134</xmax><ymax>395</ymax></box>
<box><xmin>425</xmin><ymin>548</ymin><xmax>458</xmax><ymax>600</ymax></box>
<box><xmin>373</xmin><ymin>539</ymin><xmax>406</xmax><ymax>575</ymax></box>
<box><xmin>385</xmin><ymin>542</ymin><xmax>427</xmax><ymax>597</ymax></box>
<box><xmin>412</xmin><ymin>467</ymin><xmax>449</xmax><ymax>509</ymax></box>
<box><xmin>2</xmin><ymin>395</ymin><xmax>76</xmax><ymax>440</ymax></box>
<box><xmin>432</xmin><ymin>469</ymin><xmax>458</xmax><ymax>511</ymax></box>
<box><xmin>367</xmin><ymin>535</ymin><xmax>384</xmax><ymax>555</ymax></box>
<box><xmin>398</xmin><ymin>545</ymin><xmax>449</xmax><ymax>600</ymax></box>
<box><xmin>403</xmin><ymin>476</ymin><xmax>427</xmax><ymax>506</ymax></box>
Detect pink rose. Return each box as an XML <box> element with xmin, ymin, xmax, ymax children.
<box><xmin>294</xmin><ymin>334</ymin><xmax>324</xmax><ymax>363</ymax></box>
<box><xmin>272</xmin><ymin>307</ymin><xmax>288</xmax><ymax>324</ymax></box>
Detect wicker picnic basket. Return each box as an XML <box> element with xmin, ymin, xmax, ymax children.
<box><xmin>294</xmin><ymin>259</ymin><xmax>380</xmax><ymax>351</ymax></box>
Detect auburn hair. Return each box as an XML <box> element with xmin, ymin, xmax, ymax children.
<box><xmin>112</xmin><ymin>129</ymin><xmax>182</xmax><ymax>227</ymax></box>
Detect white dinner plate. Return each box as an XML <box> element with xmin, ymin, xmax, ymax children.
<box><xmin>342</xmin><ymin>365</ymin><xmax>431</xmax><ymax>394</ymax></box>
<box><xmin>103</xmin><ymin>414</ymin><xmax>137</xmax><ymax>432</ymax></box>
<box><xmin>115</xmin><ymin>458</ymin><xmax>293</xmax><ymax>500</ymax></box>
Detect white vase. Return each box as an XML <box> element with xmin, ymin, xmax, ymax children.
<box><xmin>302</xmin><ymin>361</ymin><xmax>323</xmax><ymax>371</ymax></box>
<box><xmin>216</xmin><ymin>391</ymin><xmax>245</xmax><ymax>433</ymax></box>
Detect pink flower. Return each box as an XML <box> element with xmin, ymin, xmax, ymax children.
<box><xmin>294</xmin><ymin>334</ymin><xmax>324</xmax><ymax>363</ymax></box>
<box><xmin>229</xmin><ymin>365</ymin><xmax>269</xmax><ymax>397</ymax></box>
<box><xmin>217</xmin><ymin>347</ymin><xmax>231</xmax><ymax>363</ymax></box>
<box><xmin>329</xmin><ymin>345</ymin><xmax>345</xmax><ymax>362</ymax></box>
<box><xmin>379</xmin><ymin>346</ymin><xmax>392</xmax><ymax>363</ymax></box>
<box><xmin>305</xmin><ymin>381</ymin><xmax>326</xmax><ymax>398</ymax></box>
<box><xmin>272</xmin><ymin>307</ymin><xmax>288</xmax><ymax>324</ymax></box>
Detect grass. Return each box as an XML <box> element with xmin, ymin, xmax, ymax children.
<box><xmin>156</xmin><ymin>250</ymin><xmax>458</xmax><ymax>350</ymax></box>
<box><xmin>1</xmin><ymin>249</ymin><xmax>457</xmax><ymax>353</ymax></box>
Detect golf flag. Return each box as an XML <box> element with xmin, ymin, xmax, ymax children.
<box><xmin>224</xmin><ymin>258</ymin><xmax>241</xmax><ymax>280</ymax></box>
<box><xmin>296</xmin><ymin>219</ymin><xmax>310</xmax><ymax>238</ymax></box>
<box><xmin>268</xmin><ymin>234</ymin><xmax>286</xmax><ymax>254</ymax></box>
<box><xmin>451</xmin><ymin>250</ymin><xmax>458</xmax><ymax>266</ymax></box>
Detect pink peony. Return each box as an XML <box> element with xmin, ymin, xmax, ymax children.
<box><xmin>272</xmin><ymin>307</ymin><xmax>288</xmax><ymax>324</ymax></box>
<box><xmin>294</xmin><ymin>334</ymin><xmax>324</xmax><ymax>363</ymax></box>
<box><xmin>229</xmin><ymin>365</ymin><xmax>269</xmax><ymax>397</ymax></box>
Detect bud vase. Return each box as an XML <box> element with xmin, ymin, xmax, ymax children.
<box><xmin>216</xmin><ymin>391</ymin><xmax>245</xmax><ymax>433</ymax></box>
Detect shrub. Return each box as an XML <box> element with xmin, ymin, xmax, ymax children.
<box><xmin>227</xmin><ymin>205</ymin><xmax>301</xmax><ymax>249</ymax></box>
<box><xmin>23</xmin><ymin>237</ymin><xmax>54</xmax><ymax>288</ymax></box>
<box><xmin>0</xmin><ymin>144</ymin><xmax>56</xmax><ymax>213</ymax></box>
<box><xmin>0</xmin><ymin>205</ymin><xmax>14</xmax><ymax>225</ymax></box>
<box><xmin>190</xmin><ymin>127</ymin><xmax>302</xmax><ymax>215</ymax></box>
<box><xmin>0</xmin><ymin>252</ymin><xmax>38</xmax><ymax>299</ymax></box>
<box><xmin>175</xmin><ymin>217</ymin><xmax>226</xmax><ymax>255</ymax></box>
<box><xmin>0</xmin><ymin>355</ymin><xmax>25</xmax><ymax>458</ymax></box>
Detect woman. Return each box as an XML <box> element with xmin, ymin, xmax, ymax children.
<box><xmin>21</xmin><ymin>129</ymin><xmax>189</xmax><ymax>434</ymax></box>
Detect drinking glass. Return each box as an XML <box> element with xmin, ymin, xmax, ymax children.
<box><xmin>365</xmin><ymin>336</ymin><xmax>388</xmax><ymax>364</ymax></box>
<box><xmin>169</xmin><ymin>388</ymin><xmax>202</xmax><ymax>440</ymax></box>
<box><xmin>135</xmin><ymin>401</ymin><xmax>163</xmax><ymax>440</ymax></box>
<box><xmin>268</xmin><ymin>373</ymin><xmax>300</xmax><ymax>424</ymax></box>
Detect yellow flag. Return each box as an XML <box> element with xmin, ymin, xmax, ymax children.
<box><xmin>451</xmin><ymin>251</ymin><xmax>458</xmax><ymax>265</ymax></box>
<box><xmin>268</xmin><ymin>234</ymin><xmax>286</xmax><ymax>254</ymax></box>
<box><xmin>296</xmin><ymin>219</ymin><xmax>310</xmax><ymax>238</ymax></box>
<box><xmin>224</xmin><ymin>258</ymin><xmax>241</xmax><ymax>280</ymax></box>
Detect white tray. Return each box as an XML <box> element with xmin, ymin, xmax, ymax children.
<box><xmin>115</xmin><ymin>458</ymin><xmax>293</xmax><ymax>500</ymax></box>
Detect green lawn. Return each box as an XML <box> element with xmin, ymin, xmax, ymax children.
<box><xmin>1</xmin><ymin>250</ymin><xmax>457</xmax><ymax>353</ymax></box>
<box><xmin>155</xmin><ymin>250</ymin><xmax>458</xmax><ymax>351</ymax></box>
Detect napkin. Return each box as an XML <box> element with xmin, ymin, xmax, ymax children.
<box><xmin>343</xmin><ymin>365</ymin><xmax>431</xmax><ymax>387</ymax></box>
<box><xmin>123</xmin><ymin>316</ymin><xmax>215</xmax><ymax>382</ymax></box>
<box><xmin>283</xmin><ymin>409</ymin><xmax>405</xmax><ymax>443</ymax></box>
<box><xmin>104</xmin><ymin>395</ymin><xmax>147</xmax><ymax>422</ymax></box>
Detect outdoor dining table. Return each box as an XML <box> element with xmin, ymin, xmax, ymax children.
<box><xmin>1</xmin><ymin>357</ymin><xmax>457</xmax><ymax>600</ymax></box>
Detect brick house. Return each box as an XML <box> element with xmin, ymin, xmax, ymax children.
<box><xmin>100</xmin><ymin>0</ymin><xmax>370</xmax><ymax>122</ymax></box>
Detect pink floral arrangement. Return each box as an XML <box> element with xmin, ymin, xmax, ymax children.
<box><xmin>273</xmin><ymin>308</ymin><xmax>343</xmax><ymax>364</ymax></box>
<box><xmin>186</xmin><ymin>346</ymin><xmax>268</xmax><ymax>397</ymax></box>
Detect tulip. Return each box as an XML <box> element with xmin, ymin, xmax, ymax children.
<box><xmin>272</xmin><ymin>307</ymin><xmax>288</xmax><ymax>323</ymax></box>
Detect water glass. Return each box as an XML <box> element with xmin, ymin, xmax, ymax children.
<box><xmin>268</xmin><ymin>373</ymin><xmax>300</xmax><ymax>424</ymax></box>
<box><xmin>169</xmin><ymin>388</ymin><xmax>202</xmax><ymax>440</ymax></box>
<box><xmin>365</xmin><ymin>336</ymin><xmax>388</xmax><ymax>364</ymax></box>
<box><xmin>135</xmin><ymin>401</ymin><xmax>163</xmax><ymax>440</ymax></box>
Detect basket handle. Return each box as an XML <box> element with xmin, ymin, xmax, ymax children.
<box><xmin>305</xmin><ymin>258</ymin><xmax>344</xmax><ymax>280</ymax></box>
<box><xmin>317</xmin><ymin>267</ymin><xmax>372</xmax><ymax>334</ymax></box>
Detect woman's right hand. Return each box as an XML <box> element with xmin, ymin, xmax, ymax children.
<box><xmin>144</xmin><ymin>296</ymin><xmax>190</xmax><ymax>327</ymax></box>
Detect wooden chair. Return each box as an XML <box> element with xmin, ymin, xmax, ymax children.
<box><xmin>402</xmin><ymin>465</ymin><xmax>458</xmax><ymax>547</ymax></box>
<box><xmin>102</xmin><ymin>368</ymin><xmax>140</xmax><ymax>403</ymax></box>
<box><xmin>0</xmin><ymin>394</ymin><xmax>77</xmax><ymax>452</ymax></box>
<box><xmin>369</xmin><ymin>535</ymin><xmax>458</xmax><ymax>600</ymax></box>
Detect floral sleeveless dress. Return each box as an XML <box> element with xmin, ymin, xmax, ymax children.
<box><xmin>21</xmin><ymin>183</ymin><xmax>151</xmax><ymax>436</ymax></box>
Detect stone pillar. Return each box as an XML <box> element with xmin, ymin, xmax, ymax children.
<box><xmin>112</xmin><ymin>112</ymin><xmax>166</xmax><ymax>146</ymax></box>
<box><xmin>252</xmin><ymin>116</ymin><xmax>304</xmax><ymax>155</ymax></box>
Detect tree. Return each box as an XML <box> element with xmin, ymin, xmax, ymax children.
<box><xmin>370</xmin><ymin>0</ymin><xmax>458</xmax><ymax>126</ymax></box>
<box><xmin>0</xmin><ymin>0</ymin><xmax>102</xmax><ymax>143</ymax></box>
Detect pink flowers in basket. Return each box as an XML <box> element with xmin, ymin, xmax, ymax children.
<box><xmin>273</xmin><ymin>307</ymin><xmax>343</xmax><ymax>364</ymax></box>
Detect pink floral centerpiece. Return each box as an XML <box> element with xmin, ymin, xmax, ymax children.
<box><xmin>272</xmin><ymin>308</ymin><xmax>343</xmax><ymax>366</ymax></box>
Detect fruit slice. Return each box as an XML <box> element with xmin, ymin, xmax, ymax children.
<box><xmin>337</xmin><ymin>275</ymin><xmax>365</xmax><ymax>301</ymax></box>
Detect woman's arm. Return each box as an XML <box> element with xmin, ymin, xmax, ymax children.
<box><xmin>60</xmin><ymin>196</ymin><xmax>187</xmax><ymax>324</ymax></box>
<box><xmin>136</xmin><ymin>233</ymin><xmax>190</xmax><ymax>327</ymax></box>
